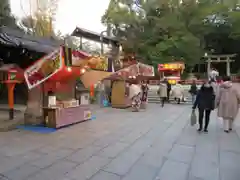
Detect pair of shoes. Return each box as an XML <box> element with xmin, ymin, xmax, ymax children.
<box><xmin>224</xmin><ymin>130</ymin><xmax>229</xmax><ymax>133</ymax></box>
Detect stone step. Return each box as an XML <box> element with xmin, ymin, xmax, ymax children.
<box><xmin>148</xmin><ymin>98</ymin><xmax>192</xmax><ymax>101</ymax></box>
<box><xmin>147</xmin><ymin>95</ymin><xmax>193</xmax><ymax>104</ymax></box>
<box><xmin>148</xmin><ymin>95</ymin><xmax>192</xmax><ymax>98</ymax></box>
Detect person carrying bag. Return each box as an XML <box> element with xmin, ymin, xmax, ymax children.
<box><xmin>192</xmin><ymin>82</ymin><xmax>215</xmax><ymax>133</ymax></box>
<box><xmin>190</xmin><ymin>109</ymin><xmax>197</xmax><ymax>126</ymax></box>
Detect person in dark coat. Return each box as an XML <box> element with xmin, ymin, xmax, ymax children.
<box><xmin>166</xmin><ymin>80</ymin><xmax>171</xmax><ymax>102</ymax></box>
<box><xmin>192</xmin><ymin>82</ymin><xmax>215</xmax><ymax>132</ymax></box>
<box><xmin>189</xmin><ymin>80</ymin><xmax>198</xmax><ymax>104</ymax></box>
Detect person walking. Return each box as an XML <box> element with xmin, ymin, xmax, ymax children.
<box><xmin>166</xmin><ymin>80</ymin><xmax>171</xmax><ymax>102</ymax></box>
<box><xmin>209</xmin><ymin>68</ymin><xmax>219</xmax><ymax>82</ymax></box>
<box><xmin>189</xmin><ymin>80</ymin><xmax>198</xmax><ymax>104</ymax></box>
<box><xmin>209</xmin><ymin>79</ymin><xmax>219</xmax><ymax>95</ymax></box>
<box><xmin>192</xmin><ymin>81</ymin><xmax>215</xmax><ymax>133</ymax></box>
<box><xmin>140</xmin><ymin>81</ymin><xmax>149</xmax><ymax>109</ymax></box>
<box><xmin>158</xmin><ymin>80</ymin><xmax>168</xmax><ymax>107</ymax></box>
<box><xmin>129</xmin><ymin>83</ymin><xmax>142</xmax><ymax>112</ymax></box>
<box><xmin>215</xmin><ymin>76</ymin><xmax>240</xmax><ymax>133</ymax></box>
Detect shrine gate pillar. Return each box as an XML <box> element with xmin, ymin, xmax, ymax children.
<box><xmin>207</xmin><ymin>57</ymin><xmax>211</xmax><ymax>79</ymax></box>
<box><xmin>226</xmin><ymin>57</ymin><xmax>231</xmax><ymax>76</ymax></box>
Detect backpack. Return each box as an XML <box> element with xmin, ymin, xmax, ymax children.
<box><xmin>189</xmin><ymin>84</ymin><xmax>197</xmax><ymax>94</ymax></box>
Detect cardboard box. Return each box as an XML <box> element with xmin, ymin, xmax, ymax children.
<box><xmin>62</xmin><ymin>100</ymin><xmax>79</xmax><ymax>108</ymax></box>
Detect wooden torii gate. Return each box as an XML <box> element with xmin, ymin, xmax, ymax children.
<box><xmin>205</xmin><ymin>54</ymin><xmax>236</xmax><ymax>76</ymax></box>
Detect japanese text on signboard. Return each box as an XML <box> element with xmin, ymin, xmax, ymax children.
<box><xmin>24</xmin><ymin>48</ymin><xmax>63</xmax><ymax>89</ymax></box>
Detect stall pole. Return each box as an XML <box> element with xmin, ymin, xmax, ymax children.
<box><xmin>7</xmin><ymin>82</ymin><xmax>16</xmax><ymax>120</ymax></box>
<box><xmin>90</xmin><ymin>84</ymin><xmax>94</xmax><ymax>97</ymax></box>
<box><xmin>100</xmin><ymin>30</ymin><xmax>107</xmax><ymax>55</ymax></box>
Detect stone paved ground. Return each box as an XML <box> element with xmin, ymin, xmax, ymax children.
<box><xmin>0</xmin><ymin>104</ymin><xmax>240</xmax><ymax>180</ymax></box>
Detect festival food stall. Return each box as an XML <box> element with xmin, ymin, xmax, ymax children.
<box><xmin>158</xmin><ymin>62</ymin><xmax>185</xmax><ymax>84</ymax></box>
<box><xmin>107</xmin><ymin>63</ymin><xmax>154</xmax><ymax>108</ymax></box>
<box><xmin>24</xmin><ymin>46</ymin><xmax>113</xmax><ymax>128</ymax></box>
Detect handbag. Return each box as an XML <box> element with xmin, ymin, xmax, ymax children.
<box><xmin>190</xmin><ymin>110</ymin><xmax>197</xmax><ymax>126</ymax></box>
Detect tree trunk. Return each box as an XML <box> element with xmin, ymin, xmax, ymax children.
<box><xmin>110</xmin><ymin>45</ymin><xmax>120</xmax><ymax>69</ymax></box>
<box><xmin>24</xmin><ymin>86</ymin><xmax>44</xmax><ymax>125</ymax></box>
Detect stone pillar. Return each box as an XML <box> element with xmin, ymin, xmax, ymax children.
<box><xmin>207</xmin><ymin>58</ymin><xmax>211</xmax><ymax>79</ymax></box>
<box><xmin>24</xmin><ymin>86</ymin><xmax>44</xmax><ymax>125</ymax></box>
<box><xmin>226</xmin><ymin>58</ymin><xmax>230</xmax><ymax>76</ymax></box>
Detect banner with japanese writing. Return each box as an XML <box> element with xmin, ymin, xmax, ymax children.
<box><xmin>24</xmin><ymin>48</ymin><xmax>63</xmax><ymax>89</ymax></box>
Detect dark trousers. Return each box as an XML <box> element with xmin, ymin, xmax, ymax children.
<box><xmin>174</xmin><ymin>97</ymin><xmax>181</xmax><ymax>104</ymax></box>
<box><xmin>167</xmin><ymin>90</ymin><xmax>170</xmax><ymax>101</ymax></box>
<box><xmin>198</xmin><ymin>109</ymin><xmax>211</xmax><ymax>130</ymax></box>
<box><xmin>160</xmin><ymin>97</ymin><xmax>166</xmax><ymax>107</ymax></box>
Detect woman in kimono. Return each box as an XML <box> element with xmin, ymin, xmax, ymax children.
<box><xmin>129</xmin><ymin>83</ymin><xmax>142</xmax><ymax>112</ymax></box>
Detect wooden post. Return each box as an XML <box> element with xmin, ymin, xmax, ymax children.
<box><xmin>90</xmin><ymin>84</ymin><xmax>94</xmax><ymax>97</ymax></box>
<box><xmin>7</xmin><ymin>82</ymin><xmax>16</xmax><ymax>120</ymax></box>
<box><xmin>207</xmin><ymin>58</ymin><xmax>211</xmax><ymax>79</ymax></box>
<box><xmin>226</xmin><ymin>57</ymin><xmax>231</xmax><ymax>76</ymax></box>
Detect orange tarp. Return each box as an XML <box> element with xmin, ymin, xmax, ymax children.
<box><xmin>80</xmin><ymin>70</ymin><xmax>112</xmax><ymax>88</ymax></box>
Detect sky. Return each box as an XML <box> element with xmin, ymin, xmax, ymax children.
<box><xmin>10</xmin><ymin>0</ymin><xmax>110</xmax><ymax>34</ymax></box>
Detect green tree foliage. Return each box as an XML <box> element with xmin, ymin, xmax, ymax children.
<box><xmin>0</xmin><ymin>0</ymin><xmax>18</xmax><ymax>28</ymax></box>
<box><xmin>102</xmin><ymin>0</ymin><xmax>240</xmax><ymax>70</ymax></box>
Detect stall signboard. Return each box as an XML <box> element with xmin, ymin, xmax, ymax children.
<box><xmin>24</xmin><ymin>48</ymin><xmax>63</xmax><ymax>89</ymax></box>
<box><xmin>70</xmin><ymin>49</ymin><xmax>108</xmax><ymax>71</ymax></box>
<box><xmin>122</xmin><ymin>59</ymin><xmax>137</xmax><ymax>68</ymax></box>
<box><xmin>138</xmin><ymin>63</ymin><xmax>154</xmax><ymax>76</ymax></box>
<box><xmin>88</xmin><ymin>56</ymin><xmax>108</xmax><ymax>71</ymax></box>
<box><xmin>158</xmin><ymin>62</ymin><xmax>185</xmax><ymax>71</ymax></box>
<box><xmin>128</xmin><ymin>64</ymin><xmax>139</xmax><ymax>76</ymax></box>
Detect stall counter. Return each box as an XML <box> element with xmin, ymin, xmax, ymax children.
<box><xmin>43</xmin><ymin>105</ymin><xmax>91</xmax><ymax>128</ymax></box>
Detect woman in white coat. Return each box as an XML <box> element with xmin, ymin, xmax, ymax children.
<box><xmin>171</xmin><ymin>83</ymin><xmax>184</xmax><ymax>104</ymax></box>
